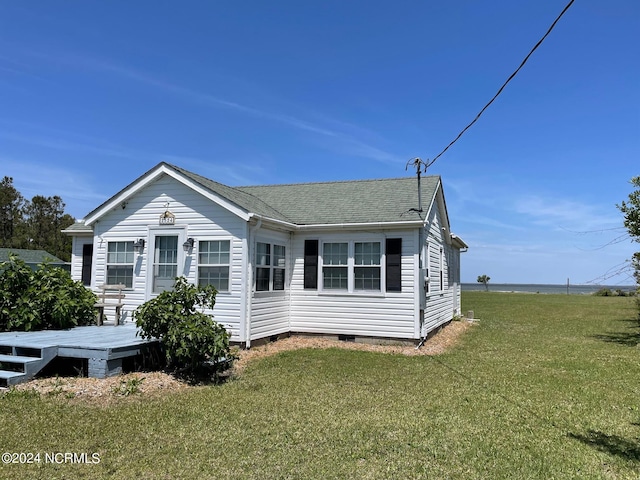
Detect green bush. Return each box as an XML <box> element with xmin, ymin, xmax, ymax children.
<box><xmin>593</xmin><ymin>288</ymin><xmax>613</xmax><ymax>297</ymax></box>
<box><xmin>134</xmin><ymin>277</ymin><xmax>230</xmax><ymax>376</ymax></box>
<box><xmin>0</xmin><ymin>254</ymin><xmax>96</xmax><ymax>331</ymax></box>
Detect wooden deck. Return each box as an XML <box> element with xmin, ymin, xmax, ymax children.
<box><xmin>0</xmin><ymin>324</ymin><xmax>159</xmax><ymax>386</ymax></box>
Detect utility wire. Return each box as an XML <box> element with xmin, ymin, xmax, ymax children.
<box><xmin>427</xmin><ymin>0</ymin><xmax>576</xmax><ymax>168</ymax></box>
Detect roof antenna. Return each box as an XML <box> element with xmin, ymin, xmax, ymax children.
<box><xmin>405</xmin><ymin>157</ymin><xmax>428</xmax><ymax>213</ymax></box>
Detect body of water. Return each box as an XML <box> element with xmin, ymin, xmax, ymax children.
<box><xmin>461</xmin><ymin>283</ymin><xmax>637</xmax><ymax>295</ymax></box>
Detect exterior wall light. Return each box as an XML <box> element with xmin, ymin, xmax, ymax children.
<box><xmin>183</xmin><ymin>237</ymin><xmax>195</xmax><ymax>252</ymax></box>
<box><xmin>133</xmin><ymin>238</ymin><xmax>145</xmax><ymax>254</ymax></box>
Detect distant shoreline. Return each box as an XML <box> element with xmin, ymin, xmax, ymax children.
<box><xmin>461</xmin><ymin>283</ymin><xmax>637</xmax><ymax>295</ymax></box>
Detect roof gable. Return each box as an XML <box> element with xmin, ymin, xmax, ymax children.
<box><xmin>83</xmin><ymin>163</ymin><xmax>259</xmax><ymax>226</ymax></box>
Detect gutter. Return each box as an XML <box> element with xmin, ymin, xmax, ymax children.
<box><xmin>250</xmin><ymin>214</ymin><xmax>424</xmax><ymax>232</ymax></box>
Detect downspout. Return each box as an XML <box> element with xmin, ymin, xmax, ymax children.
<box><xmin>287</xmin><ymin>230</ymin><xmax>294</xmax><ymax>334</ymax></box>
<box><xmin>416</xmin><ymin>223</ymin><xmax>427</xmax><ymax>350</ymax></box>
<box><xmin>245</xmin><ymin>217</ymin><xmax>262</xmax><ymax>349</ymax></box>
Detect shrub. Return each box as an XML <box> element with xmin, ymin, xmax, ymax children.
<box><xmin>593</xmin><ymin>288</ymin><xmax>613</xmax><ymax>297</ymax></box>
<box><xmin>134</xmin><ymin>277</ymin><xmax>230</xmax><ymax>377</ymax></box>
<box><xmin>0</xmin><ymin>254</ymin><xmax>96</xmax><ymax>331</ymax></box>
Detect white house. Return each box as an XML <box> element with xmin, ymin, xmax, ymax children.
<box><xmin>64</xmin><ymin>162</ymin><xmax>467</xmax><ymax>347</ymax></box>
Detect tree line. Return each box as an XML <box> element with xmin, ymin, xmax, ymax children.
<box><xmin>0</xmin><ymin>176</ymin><xmax>75</xmax><ymax>262</ymax></box>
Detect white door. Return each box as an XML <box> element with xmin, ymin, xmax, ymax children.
<box><xmin>152</xmin><ymin>234</ymin><xmax>179</xmax><ymax>294</ymax></box>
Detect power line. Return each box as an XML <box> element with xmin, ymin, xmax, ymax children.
<box><xmin>427</xmin><ymin>0</ymin><xmax>576</xmax><ymax>168</ymax></box>
<box><xmin>560</xmin><ymin>226</ymin><xmax>627</xmax><ymax>235</ymax></box>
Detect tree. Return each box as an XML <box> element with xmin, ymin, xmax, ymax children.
<box><xmin>0</xmin><ymin>180</ymin><xmax>75</xmax><ymax>260</ymax></box>
<box><xmin>0</xmin><ymin>176</ymin><xmax>25</xmax><ymax>248</ymax></box>
<box><xmin>617</xmin><ymin>176</ymin><xmax>640</xmax><ymax>298</ymax></box>
<box><xmin>134</xmin><ymin>277</ymin><xmax>231</xmax><ymax>379</ymax></box>
<box><xmin>0</xmin><ymin>254</ymin><xmax>96</xmax><ymax>332</ymax></box>
<box><xmin>618</xmin><ymin>176</ymin><xmax>640</xmax><ymax>241</ymax></box>
<box><xmin>477</xmin><ymin>274</ymin><xmax>490</xmax><ymax>291</ymax></box>
<box><xmin>23</xmin><ymin>195</ymin><xmax>74</xmax><ymax>261</ymax></box>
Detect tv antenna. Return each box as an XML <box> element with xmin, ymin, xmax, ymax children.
<box><xmin>405</xmin><ymin>157</ymin><xmax>428</xmax><ymax>213</ymax></box>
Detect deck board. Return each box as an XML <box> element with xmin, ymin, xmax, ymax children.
<box><xmin>0</xmin><ymin>325</ymin><xmax>151</xmax><ymax>348</ymax></box>
<box><xmin>0</xmin><ymin>324</ymin><xmax>158</xmax><ymax>363</ymax></box>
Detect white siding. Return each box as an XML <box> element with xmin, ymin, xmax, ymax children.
<box><xmin>289</xmin><ymin>230</ymin><xmax>418</xmax><ymax>340</ymax></box>
<box><xmin>91</xmin><ymin>174</ymin><xmax>247</xmax><ymax>341</ymax></box>
<box><xmin>422</xmin><ymin>196</ymin><xmax>457</xmax><ymax>335</ymax></box>
<box><xmin>250</xmin><ymin>229</ymin><xmax>291</xmax><ymax>341</ymax></box>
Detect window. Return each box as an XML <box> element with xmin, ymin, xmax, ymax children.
<box><xmin>255</xmin><ymin>242</ymin><xmax>286</xmax><ymax>292</ymax></box>
<box><xmin>198</xmin><ymin>240</ymin><xmax>230</xmax><ymax>291</ymax></box>
<box><xmin>153</xmin><ymin>236</ymin><xmax>178</xmax><ymax>293</ymax></box>
<box><xmin>273</xmin><ymin>244</ymin><xmax>286</xmax><ymax>290</ymax></box>
<box><xmin>304</xmin><ymin>239</ymin><xmax>402</xmax><ymax>293</ymax></box>
<box><xmin>425</xmin><ymin>242</ymin><xmax>430</xmax><ymax>294</ymax></box>
<box><xmin>322</xmin><ymin>242</ymin><xmax>348</xmax><ymax>290</ymax></box>
<box><xmin>256</xmin><ymin>242</ymin><xmax>270</xmax><ymax>291</ymax></box>
<box><xmin>354</xmin><ymin>242</ymin><xmax>381</xmax><ymax>290</ymax></box>
<box><xmin>439</xmin><ymin>247</ymin><xmax>444</xmax><ymax>291</ymax></box>
<box><xmin>106</xmin><ymin>241</ymin><xmax>134</xmax><ymax>288</ymax></box>
<box><xmin>318</xmin><ymin>241</ymin><xmax>387</xmax><ymax>292</ymax></box>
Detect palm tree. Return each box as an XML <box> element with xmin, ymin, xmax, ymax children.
<box><xmin>477</xmin><ymin>274</ymin><xmax>490</xmax><ymax>292</ymax></box>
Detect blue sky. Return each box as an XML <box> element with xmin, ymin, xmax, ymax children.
<box><xmin>1</xmin><ymin>1</ymin><xmax>638</xmax><ymax>285</ymax></box>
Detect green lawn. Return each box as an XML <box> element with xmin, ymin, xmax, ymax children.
<box><xmin>1</xmin><ymin>292</ymin><xmax>639</xmax><ymax>479</ymax></box>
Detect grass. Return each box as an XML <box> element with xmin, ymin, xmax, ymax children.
<box><xmin>0</xmin><ymin>292</ymin><xmax>638</xmax><ymax>479</ymax></box>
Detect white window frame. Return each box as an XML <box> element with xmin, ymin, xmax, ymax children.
<box><xmin>106</xmin><ymin>240</ymin><xmax>135</xmax><ymax>288</ymax></box>
<box><xmin>354</xmin><ymin>241</ymin><xmax>382</xmax><ymax>291</ymax></box>
<box><xmin>255</xmin><ymin>241</ymin><xmax>286</xmax><ymax>292</ymax></box>
<box><xmin>425</xmin><ymin>242</ymin><xmax>431</xmax><ymax>294</ymax></box>
<box><xmin>197</xmin><ymin>239</ymin><xmax>232</xmax><ymax>293</ymax></box>
<box><xmin>321</xmin><ymin>241</ymin><xmax>349</xmax><ymax>291</ymax></box>
<box><xmin>319</xmin><ymin>240</ymin><xmax>384</xmax><ymax>294</ymax></box>
<box><xmin>439</xmin><ymin>246</ymin><xmax>444</xmax><ymax>292</ymax></box>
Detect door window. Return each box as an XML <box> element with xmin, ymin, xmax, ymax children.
<box><xmin>153</xmin><ymin>235</ymin><xmax>178</xmax><ymax>293</ymax></box>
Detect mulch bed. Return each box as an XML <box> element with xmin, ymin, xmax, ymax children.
<box><xmin>11</xmin><ymin>320</ymin><xmax>475</xmax><ymax>402</ymax></box>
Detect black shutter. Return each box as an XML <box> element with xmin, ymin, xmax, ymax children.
<box><xmin>385</xmin><ymin>238</ymin><xmax>402</xmax><ymax>292</ymax></box>
<box><xmin>304</xmin><ymin>240</ymin><xmax>318</xmax><ymax>289</ymax></box>
<box><xmin>81</xmin><ymin>243</ymin><xmax>93</xmax><ymax>286</ymax></box>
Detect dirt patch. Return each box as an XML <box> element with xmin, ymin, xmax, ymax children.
<box><xmin>233</xmin><ymin>319</ymin><xmax>474</xmax><ymax>374</ymax></box>
<box><xmin>11</xmin><ymin>320</ymin><xmax>474</xmax><ymax>401</ymax></box>
<box><xmin>12</xmin><ymin>371</ymin><xmax>192</xmax><ymax>405</ymax></box>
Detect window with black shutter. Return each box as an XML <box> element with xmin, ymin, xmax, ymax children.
<box><xmin>303</xmin><ymin>239</ymin><xmax>318</xmax><ymax>289</ymax></box>
<box><xmin>385</xmin><ymin>238</ymin><xmax>402</xmax><ymax>292</ymax></box>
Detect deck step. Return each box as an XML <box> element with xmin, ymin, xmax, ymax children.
<box><xmin>0</xmin><ymin>346</ymin><xmax>57</xmax><ymax>385</ymax></box>
<box><xmin>0</xmin><ymin>370</ymin><xmax>27</xmax><ymax>387</ymax></box>
<box><xmin>0</xmin><ymin>354</ymin><xmax>43</xmax><ymax>365</ymax></box>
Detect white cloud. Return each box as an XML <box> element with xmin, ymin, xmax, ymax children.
<box><xmin>514</xmin><ymin>195</ymin><xmax>618</xmax><ymax>231</ymax></box>
<box><xmin>16</xmin><ymin>48</ymin><xmax>403</xmax><ymax>166</ymax></box>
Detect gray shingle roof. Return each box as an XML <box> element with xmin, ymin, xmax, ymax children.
<box><xmin>235</xmin><ymin>176</ymin><xmax>440</xmax><ymax>225</ymax></box>
<box><xmin>174</xmin><ymin>163</ymin><xmax>439</xmax><ymax>224</ymax></box>
<box><xmin>170</xmin><ymin>165</ymin><xmax>293</xmax><ymax>223</ymax></box>
<box><xmin>67</xmin><ymin>162</ymin><xmax>442</xmax><ymax>231</ymax></box>
<box><xmin>0</xmin><ymin>248</ymin><xmax>66</xmax><ymax>265</ymax></box>
<box><xmin>62</xmin><ymin>222</ymin><xmax>93</xmax><ymax>233</ymax></box>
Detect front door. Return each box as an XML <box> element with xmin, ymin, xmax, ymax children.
<box><xmin>152</xmin><ymin>235</ymin><xmax>179</xmax><ymax>294</ymax></box>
